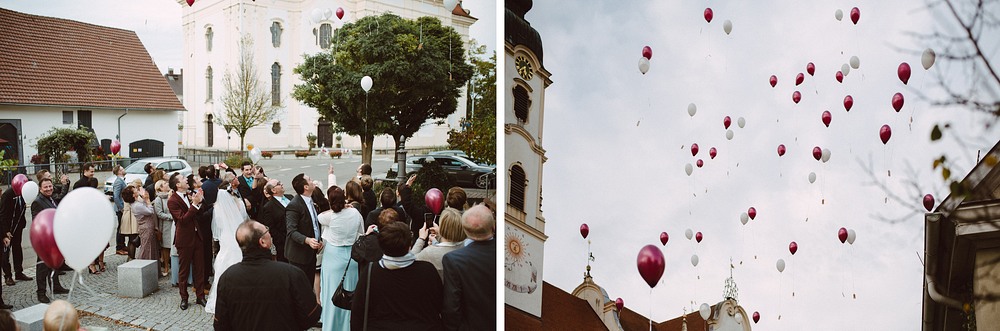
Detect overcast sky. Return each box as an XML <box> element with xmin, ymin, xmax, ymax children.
<box><xmin>0</xmin><ymin>0</ymin><xmax>496</xmax><ymax>74</ymax></box>
<box><xmin>527</xmin><ymin>1</ymin><xmax>998</xmax><ymax>330</ymax></box>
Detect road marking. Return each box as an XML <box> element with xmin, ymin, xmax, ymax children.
<box><xmin>276</xmin><ymin>168</ymin><xmax>292</xmax><ymax>172</ymax></box>
<box><xmin>300</xmin><ymin>166</ymin><xmax>311</xmax><ymax>169</ymax></box>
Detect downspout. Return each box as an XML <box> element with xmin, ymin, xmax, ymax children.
<box><xmin>924</xmin><ymin>212</ymin><xmax>967</xmax><ymax>330</ymax></box>
<box><xmin>117</xmin><ymin>108</ymin><xmax>129</xmax><ymax>141</ymax></box>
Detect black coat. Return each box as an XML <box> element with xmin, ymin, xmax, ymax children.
<box><xmin>399</xmin><ymin>185</ymin><xmax>431</xmax><ymax>243</ymax></box>
<box><xmin>236</xmin><ymin>176</ymin><xmax>263</xmax><ymax>219</ymax></box>
<box><xmin>364</xmin><ymin>206</ymin><xmax>405</xmax><ymax>229</ymax></box>
<box><xmin>0</xmin><ymin>188</ymin><xmax>26</xmax><ymax>235</ymax></box>
<box><xmin>284</xmin><ymin>195</ymin><xmax>319</xmax><ymax>266</ymax></box>
<box><xmin>442</xmin><ymin>239</ymin><xmax>497</xmax><ymax>331</ymax></box>
<box><xmin>259</xmin><ymin>195</ymin><xmax>292</xmax><ymax>246</ymax></box>
<box><xmin>351</xmin><ymin>261</ymin><xmax>443</xmax><ymax>331</ymax></box>
<box><xmin>213</xmin><ymin>249</ymin><xmax>321</xmax><ymax>331</ymax></box>
<box><xmin>362</xmin><ymin>188</ymin><xmax>377</xmax><ymax>214</ymax></box>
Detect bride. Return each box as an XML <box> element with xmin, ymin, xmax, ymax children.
<box><xmin>205</xmin><ymin>172</ymin><xmax>250</xmax><ymax>314</ymax></box>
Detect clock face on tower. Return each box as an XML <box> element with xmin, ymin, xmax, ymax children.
<box><xmin>515</xmin><ymin>55</ymin><xmax>533</xmax><ymax>80</ymax></box>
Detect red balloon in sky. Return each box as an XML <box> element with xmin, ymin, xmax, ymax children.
<box><xmin>642</xmin><ymin>46</ymin><xmax>652</xmax><ymax>60</ymax></box>
<box><xmin>186</xmin><ymin>0</ymin><xmax>195</xmax><ymax>6</ymax></box>
<box><xmin>696</xmin><ymin>159</ymin><xmax>704</xmax><ymax>168</ymax></box>
<box><xmin>880</xmin><ymin>124</ymin><xmax>892</xmax><ymax>144</ymax></box>
<box><xmin>704</xmin><ymin>8</ymin><xmax>714</xmax><ymax>23</ymax></box>
<box><xmin>850</xmin><ymin>7</ymin><xmax>860</xmax><ymax>25</ymax></box>
<box><xmin>844</xmin><ymin>95</ymin><xmax>854</xmax><ymax>112</ymax></box>
<box><xmin>789</xmin><ymin>241</ymin><xmax>798</xmax><ymax>255</ymax></box>
<box><xmin>660</xmin><ymin>232</ymin><xmax>669</xmax><ymax>246</ymax></box>
<box><xmin>822</xmin><ymin>111</ymin><xmax>832</xmax><ymax>127</ymax></box>
<box><xmin>580</xmin><ymin>223</ymin><xmax>590</xmax><ymax>239</ymax></box>
<box><xmin>748</xmin><ymin>207</ymin><xmax>757</xmax><ymax>220</ymax></box>
<box><xmin>795</xmin><ymin>73</ymin><xmax>804</xmax><ymax>86</ymax></box>
<box><xmin>769</xmin><ymin>75</ymin><xmax>777</xmax><ymax>87</ymax></box>
<box><xmin>892</xmin><ymin>93</ymin><xmax>904</xmax><ymax>112</ymax></box>
<box><xmin>709</xmin><ymin>147</ymin><xmax>717</xmax><ymax>159</ymax></box>
<box><xmin>695</xmin><ymin>232</ymin><xmax>703</xmax><ymax>243</ymax></box>
<box><xmin>110</xmin><ymin>139</ymin><xmax>121</xmax><ymax>154</ymax></box>
<box><xmin>336</xmin><ymin>7</ymin><xmax>345</xmax><ymax>20</ymax></box>
<box><xmin>898</xmin><ymin>62</ymin><xmax>911</xmax><ymax>85</ymax></box>
<box><xmin>836</xmin><ymin>71</ymin><xmax>844</xmax><ymax>83</ymax></box>
<box><xmin>723</xmin><ymin>116</ymin><xmax>732</xmax><ymax>129</ymax></box>
<box><xmin>616</xmin><ymin>297</ymin><xmax>624</xmax><ymax>311</ymax></box>
<box><xmin>691</xmin><ymin>143</ymin><xmax>699</xmax><ymax>156</ymax></box>
<box><xmin>813</xmin><ymin>146</ymin><xmax>823</xmax><ymax>161</ymax></box>
<box><xmin>636</xmin><ymin>245</ymin><xmax>665</xmax><ymax>288</ymax></box>
<box><xmin>923</xmin><ymin>194</ymin><xmax>935</xmax><ymax>211</ymax></box>
<box><xmin>777</xmin><ymin>144</ymin><xmax>786</xmax><ymax>157</ymax></box>
<box><xmin>806</xmin><ymin>62</ymin><xmax>816</xmax><ymax>76</ymax></box>
<box><xmin>753</xmin><ymin>311</ymin><xmax>760</xmax><ymax>323</ymax></box>
<box><xmin>792</xmin><ymin>91</ymin><xmax>802</xmax><ymax>104</ymax></box>
<box><xmin>838</xmin><ymin>227</ymin><xmax>848</xmax><ymax>243</ymax></box>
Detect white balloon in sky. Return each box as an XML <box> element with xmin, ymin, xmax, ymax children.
<box><xmin>841</xmin><ymin>63</ymin><xmax>851</xmax><ymax>76</ymax></box>
<box><xmin>808</xmin><ymin>172</ymin><xmax>817</xmax><ymax>184</ymax></box>
<box><xmin>726</xmin><ymin>129</ymin><xmax>734</xmax><ymax>140</ymax></box>
<box><xmin>835</xmin><ymin>9</ymin><xmax>844</xmax><ymax>21</ymax></box>
<box><xmin>443</xmin><ymin>0</ymin><xmax>459</xmax><ymax>10</ymax></box>
<box><xmin>685</xmin><ymin>228</ymin><xmax>693</xmax><ymax>240</ymax></box>
<box><xmin>821</xmin><ymin>148</ymin><xmax>831</xmax><ymax>163</ymax></box>
<box><xmin>776</xmin><ymin>258</ymin><xmax>786</xmax><ymax>273</ymax></box>
<box><xmin>737</xmin><ymin>117</ymin><xmax>746</xmax><ymax>128</ymax></box>
<box><xmin>688</xmin><ymin>103</ymin><xmax>697</xmax><ymax>117</ymax></box>
<box><xmin>361</xmin><ymin>75</ymin><xmax>373</xmax><ymax>92</ymax></box>
<box><xmin>740</xmin><ymin>212</ymin><xmax>749</xmax><ymax>225</ymax></box>
<box><xmin>311</xmin><ymin>8</ymin><xmax>324</xmax><ymax>24</ymax></box>
<box><xmin>323</xmin><ymin>8</ymin><xmax>333</xmax><ymax>19</ymax></box>
<box><xmin>922</xmin><ymin>48</ymin><xmax>936</xmax><ymax>70</ymax></box>
<box><xmin>850</xmin><ymin>55</ymin><xmax>860</xmax><ymax>69</ymax></box>
<box><xmin>638</xmin><ymin>57</ymin><xmax>650</xmax><ymax>75</ymax></box>
<box><xmin>699</xmin><ymin>303</ymin><xmax>711</xmax><ymax>320</ymax></box>
<box><xmin>685</xmin><ymin>163</ymin><xmax>694</xmax><ymax>176</ymax></box>
<box><xmin>723</xmin><ymin>20</ymin><xmax>733</xmax><ymax>35</ymax></box>
<box><xmin>691</xmin><ymin>254</ymin><xmax>700</xmax><ymax>267</ymax></box>
<box><xmin>847</xmin><ymin>229</ymin><xmax>857</xmax><ymax>245</ymax></box>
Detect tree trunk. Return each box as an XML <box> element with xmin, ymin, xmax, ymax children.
<box><xmin>361</xmin><ymin>134</ymin><xmax>374</xmax><ymax>165</ymax></box>
<box><xmin>392</xmin><ymin>134</ymin><xmax>403</xmax><ymax>164</ymax></box>
<box><xmin>239</xmin><ymin>134</ymin><xmax>246</xmax><ymax>152</ymax></box>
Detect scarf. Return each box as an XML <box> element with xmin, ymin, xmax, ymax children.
<box><xmin>380</xmin><ymin>252</ymin><xmax>416</xmax><ymax>270</ymax></box>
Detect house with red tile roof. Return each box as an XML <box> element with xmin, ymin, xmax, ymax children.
<box><xmin>0</xmin><ymin>7</ymin><xmax>184</xmax><ymax>163</ymax></box>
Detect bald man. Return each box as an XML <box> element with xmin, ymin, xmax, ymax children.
<box><xmin>441</xmin><ymin>204</ymin><xmax>496</xmax><ymax>331</ymax></box>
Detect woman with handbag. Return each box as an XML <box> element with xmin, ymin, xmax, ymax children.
<box><xmin>318</xmin><ymin>185</ymin><xmax>364</xmax><ymax>331</ymax></box>
<box><xmin>153</xmin><ymin>180</ymin><xmax>174</xmax><ymax>277</ymax></box>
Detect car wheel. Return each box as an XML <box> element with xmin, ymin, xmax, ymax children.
<box><xmin>476</xmin><ymin>174</ymin><xmax>490</xmax><ymax>189</ymax></box>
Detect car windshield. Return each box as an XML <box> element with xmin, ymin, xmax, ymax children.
<box><xmin>125</xmin><ymin>161</ymin><xmax>154</xmax><ymax>174</ymax></box>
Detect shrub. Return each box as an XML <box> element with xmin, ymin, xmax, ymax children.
<box><xmin>306</xmin><ymin>133</ymin><xmax>317</xmax><ymax>152</ymax></box>
<box><xmin>261</xmin><ymin>151</ymin><xmax>274</xmax><ymax>159</ymax></box>
<box><xmin>225</xmin><ymin>154</ymin><xmax>249</xmax><ymax>169</ymax></box>
<box><xmin>294</xmin><ymin>151</ymin><xmax>310</xmax><ymax>158</ymax></box>
<box><xmin>31</xmin><ymin>154</ymin><xmax>45</xmax><ymax>164</ymax></box>
<box><xmin>329</xmin><ymin>150</ymin><xmax>342</xmax><ymax>158</ymax></box>
<box><xmin>408</xmin><ymin>160</ymin><xmax>455</xmax><ymax>212</ymax></box>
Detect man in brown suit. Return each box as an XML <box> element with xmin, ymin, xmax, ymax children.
<box><xmin>166</xmin><ymin>173</ymin><xmax>206</xmax><ymax>310</ymax></box>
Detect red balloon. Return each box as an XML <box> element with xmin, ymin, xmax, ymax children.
<box><xmin>696</xmin><ymin>159</ymin><xmax>704</xmax><ymax>168</ymax></box>
<box><xmin>923</xmin><ymin>194</ymin><xmax>935</xmax><ymax>211</ymax></box>
<box><xmin>769</xmin><ymin>75</ymin><xmax>777</xmax><ymax>87</ymax></box>
<box><xmin>880</xmin><ymin>124</ymin><xmax>892</xmax><ymax>144</ymax></box>
<box><xmin>704</xmin><ymin>8</ymin><xmax>714</xmax><ymax>23</ymax></box>
<box><xmin>753</xmin><ymin>311</ymin><xmax>760</xmax><ymax>323</ymax></box>
<box><xmin>792</xmin><ymin>91</ymin><xmax>801</xmax><ymax>104</ymax></box>
<box><xmin>709</xmin><ymin>147</ymin><xmax>717</xmax><ymax>159</ymax></box>
<box><xmin>838</xmin><ymin>227</ymin><xmax>848</xmax><ymax>243</ymax></box>
<box><xmin>636</xmin><ymin>245</ymin><xmax>665</xmax><ymax>288</ymax></box>
<box><xmin>691</xmin><ymin>143</ymin><xmax>699</xmax><ymax>156</ymax></box>
<box><xmin>836</xmin><ymin>71</ymin><xmax>844</xmax><ymax>83</ymax></box>
<box><xmin>822</xmin><ymin>111</ymin><xmax>832</xmax><ymax>127</ymax></box>
<box><xmin>659</xmin><ymin>232</ymin><xmax>669</xmax><ymax>246</ymax></box>
<box><xmin>813</xmin><ymin>146</ymin><xmax>822</xmax><ymax>161</ymax></box>
<box><xmin>580</xmin><ymin>223</ymin><xmax>590</xmax><ymax>239</ymax></box>
<box><xmin>111</xmin><ymin>139</ymin><xmax>121</xmax><ymax>154</ymax></box>
<box><xmin>695</xmin><ymin>231</ymin><xmax>703</xmax><ymax>243</ymax></box>
<box><xmin>615</xmin><ymin>297</ymin><xmax>624</xmax><ymax>311</ymax></box>
<box><xmin>898</xmin><ymin>62</ymin><xmax>911</xmax><ymax>85</ymax></box>
<box><xmin>748</xmin><ymin>207</ymin><xmax>757</xmax><ymax>220</ymax></box>
<box><xmin>806</xmin><ymin>62</ymin><xmax>816</xmax><ymax>76</ymax></box>
<box><xmin>789</xmin><ymin>241</ymin><xmax>798</xmax><ymax>255</ymax></box>
<box><xmin>336</xmin><ymin>7</ymin><xmax>345</xmax><ymax>20</ymax></box>
<box><xmin>850</xmin><ymin>7</ymin><xmax>860</xmax><ymax>25</ymax></box>
<box><xmin>186</xmin><ymin>0</ymin><xmax>195</xmax><ymax>6</ymax></box>
<box><xmin>30</xmin><ymin>209</ymin><xmax>63</xmax><ymax>269</ymax></box>
<box><xmin>723</xmin><ymin>116</ymin><xmax>732</xmax><ymax>129</ymax></box>
<box><xmin>843</xmin><ymin>95</ymin><xmax>853</xmax><ymax>112</ymax></box>
<box><xmin>424</xmin><ymin>188</ymin><xmax>445</xmax><ymax>215</ymax></box>
<box><xmin>11</xmin><ymin>174</ymin><xmax>28</xmax><ymax>196</ymax></box>
<box><xmin>892</xmin><ymin>92</ymin><xmax>904</xmax><ymax>112</ymax></box>
<box><xmin>776</xmin><ymin>144</ymin><xmax>786</xmax><ymax>157</ymax></box>
<box><xmin>642</xmin><ymin>46</ymin><xmax>653</xmax><ymax>60</ymax></box>
<box><xmin>795</xmin><ymin>73</ymin><xmax>804</xmax><ymax>86</ymax></box>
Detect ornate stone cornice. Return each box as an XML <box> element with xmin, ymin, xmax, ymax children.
<box><xmin>505</xmin><ymin>124</ymin><xmax>548</xmax><ymax>162</ymax></box>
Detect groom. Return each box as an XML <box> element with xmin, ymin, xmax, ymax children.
<box><xmin>284</xmin><ymin>174</ymin><xmax>323</xmax><ymax>282</ymax></box>
<box><xmin>167</xmin><ymin>173</ymin><xmax>207</xmax><ymax>310</ymax></box>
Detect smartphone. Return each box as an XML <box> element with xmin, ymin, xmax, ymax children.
<box><xmin>424</xmin><ymin>213</ymin><xmax>435</xmax><ymax>229</ymax></box>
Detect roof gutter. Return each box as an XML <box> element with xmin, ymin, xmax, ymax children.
<box><xmin>923</xmin><ymin>212</ymin><xmax>966</xmax><ymax>330</ymax></box>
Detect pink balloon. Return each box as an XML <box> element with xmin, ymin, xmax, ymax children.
<box><xmin>709</xmin><ymin>147</ymin><xmax>717</xmax><ymax>159</ymax></box>
<box><xmin>580</xmin><ymin>223</ymin><xmax>589</xmax><ymax>239</ymax></box>
<box><xmin>30</xmin><ymin>209</ymin><xmax>64</xmax><ymax>269</ymax></box>
<box><xmin>923</xmin><ymin>194</ymin><xmax>935</xmax><ymax>212</ymax></box>
<box><xmin>806</xmin><ymin>62</ymin><xmax>816</xmax><ymax>76</ymax></box>
<box><xmin>704</xmin><ymin>8</ymin><xmax>714</xmax><ymax>23</ymax></box>
<box><xmin>424</xmin><ymin>188</ymin><xmax>444</xmax><ymax>215</ymax></box>
<box><xmin>777</xmin><ymin>144</ymin><xmax>786</xmax><ymax>157</ymax></box>
<box><xmin>880</xmin><ymin>124</ymin><xmax>892</xmax><ymax>144</ymax></box>
<box><xmin>836</xmin><ymin>71</ymin><xmax>844</xmax><ymax>83</ymax></box>
<box><xmin>748</xmin><ymin>207</ymin><xmax>757</xmax><ymax>220</ymax></box>
<box><xmin>753</xmin><ymin>311</ymin><xmax>760</xmax><ymax>323</ymax></box>
<box><xmin>838</xmin><ymin>227</ymin><xmax>848</xmax><ymax>243</ymax></box>
<box><xmin>659</xmin><ymin>232</ymin><xmax>669</xmax><ymax>246</ymax></box>
<box><xmin>892</xmin><ymin>92</ymin><xmax>904</xmax><ymax>112</ymax></box>
<box><xmin>642</xmin><ymin>46</ymin><xmax>652</xmax><ymax>60</ymax></box>
<box><xmin>813</xmin><ymin>146</ymin><xmax>822</xmax><ymax>161</ymax></box>
<box><xmin>11</xmin><ymin>174</ymin><xmax>28</xmax><ymax>196</ymax></box>
<box><xmin>615</xmin><ymin>297</ymin><xmax>624</xmax><ymax>311</ymax></box>
<box><xmin>844</xmin><ymin>95</ymin><xmax>853</xmax><ymax>112</ymax></box>
<box><xmin>691</xmin><ymin>143</ymin><xmax>699</xmax><ymax>157</ymax></box>
<box><xmin>795</xmin><ymin>73</ymin><xmax>804</xmax><ymax>86</ymax></box>
<box><xmin>110</xmin><ymin>139</ymin><xmax>121</xmax><ymax>154</ymax></box>
<box><xmin>898</xmin><ymin>62</ymin><xmax>911</xmax><ymax>85</ymax></box>
<box><xmin>792</xmin><ymin>91</ymin><xmax>801</xmax><ymax>104</ymax></box>
<box><xmin>636</xmin><ymin>245</ymin><xmax>665</xmax><ymax>288</ymax></box>
<box><xmin>696</xmin><ymin>159</ymin><xmax>704</xmax><ymax>168</ymax></box>
<box><xmin>695</xmin><ymin>231</ymin><xmax>703</xmax><ymax>243</ymax></box>
<box><xmin>769</xmin><ymin>75</ymin><xmax>777</xmax><ymax>87</ymax></box>
<box><xmin>336</xmin><ymin>7</ymin><xmax>345</xmax><ymax>20</ymax></box>
<box><xmin>822</xmin><ymin>111</ymin><xmax>832</xmax><ymax>127</ymax></box>
<box><xmin>723</xmin><ymin>116</ymin><xmax>732</xmax><ymax>129</ymax></box>
<box><xmin>789</xmin><ymin>241</ymin><xmax>798</xmax><ymax>255</ymax></box>
<box><xmin>850</xmin><ymin>7</ymin><xmax>860</xmax><ymax>25</ymax></box>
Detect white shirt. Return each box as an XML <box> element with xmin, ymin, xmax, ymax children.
<box><xmin>318</xmin><ymin>208</ymin><xmax>364</xmax><ymax>246</ymax></box>
<box><xmin>175</xmin><ymin>191</ymin><xmax>190</xmax><ymax>208</ymax></box>
<box><xmin>302</xmin><ymin>195</ymin><xmax>319</xmax><ymax>237</ymax></box>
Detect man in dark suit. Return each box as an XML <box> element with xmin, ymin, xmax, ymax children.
<box><xmin>284</xmin><ymin>173</ymin><xmax>323</xmax><ymax>281</ymax></box>
<box><xmin>236</xmin><ymin>161</ymin><xmax>263</xmax><ymax>219</ymax></box>
<box><xmin>260</xmin><ymin>179</ymin><xmax>292</xmax><ymax>262</ymax></box>
<box><xmin>72</xmin><ymin>163</ymin><xmax>98</xmax><ymax>190</ymax></box>
<box><xmin>166</xmin><ymin>173</ymin><xmax>206</xmax><ymax>310</ymax></box>
<box><xmin>0</xmin><ymin>181</ymin><xmax>31</xmax><ymax>286</ymax></box>
<box><xmin>441</xmin><ymin>204</ymin><xmax>496</xmax><ymax>331</ymax></box>
<box><xmin>29</xmin><ymin>178</ymin><xmax>69</xmax><ymax>303</ymax></box>
<box><xmin>365</xmin><ymin>188</ymin><xmax>404</xmax><ymax>229</ymax></box>
<box><xmin>357</xmin><ymin>164</ymin><xmax>377</xmax><ymax>211</ymax></box>
<box><xmin>199</xmin><ymin>166</ymin><xmax>222</xmax><ymax>280</ymax></box>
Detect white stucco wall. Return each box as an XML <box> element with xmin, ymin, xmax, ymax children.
<box><xmin>975</xmin><ymin>247</ymin><xmax>1000</xmax><ymax>329</ymax></box>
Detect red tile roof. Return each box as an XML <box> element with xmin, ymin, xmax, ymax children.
<box><xmin>0</xmin><ymin>8</ymin><xmax>184</xmax><ymax>111</ymax></box>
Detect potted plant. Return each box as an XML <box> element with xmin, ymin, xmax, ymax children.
<box><xmin>329</xmin><ymin>150</ymin><xmax>343</xmax><ymax>159</ymax></box>
<box><xmin>306</xmin><ymin>133</ymin><xmax>317</xmax><ymax>152</ymax></box>
<box><xmin>335</xmin><ymin>134</ymin><xmax>343</xmax><ymax>148</ymax></box>
<box><xmin>295</xmin><ymin>151</ymin><xmax>310</xmax><ymax>158</ymax></box>
<box><xmin>261</xmin><ymin>151</ymin><xmax>274</xmax><ymax>159</ymax></box>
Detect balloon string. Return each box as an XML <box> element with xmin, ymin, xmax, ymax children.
<box><xmin>649</xmin><ymin>288</ymin><xmax>653</xmax><ymax>331</ymax></box>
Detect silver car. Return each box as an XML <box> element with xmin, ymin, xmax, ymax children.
<box><xmin>104</xmin><ymin>157</ymin><xmax>193</xmax><ymax>194</ymax></box>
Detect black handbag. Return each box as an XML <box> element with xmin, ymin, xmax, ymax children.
<box><xmin>331</xmin><ymin>257</ymin><xmax>354</xmax><ymax>309</ymax></box>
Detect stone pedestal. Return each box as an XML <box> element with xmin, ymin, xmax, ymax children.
<box><xmin>13</xmin><ymin>303</ymin><xmax>48</xmax><ymax>331</ymax></box>
<box><xmin>117</xmin><ymin>259</ymin><xmax>158</xmax><ymax>298</ymax></box>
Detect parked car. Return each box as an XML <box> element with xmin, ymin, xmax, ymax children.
<box><xmin>396</xmin><ymin>154</ymin><xmax>496</xmax><ymax>189</ymax></box>
<box><xmin>429</xmin><ymin>150</ymin><xmax>492</xmax><ymax>166</ymax></box>
<box><xmin>104</xmin><ymin>157</ymin><xmax>192</xmax><ymax>194</ymax></box>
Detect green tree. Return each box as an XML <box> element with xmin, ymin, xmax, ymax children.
<box><xmin>448</xmin><ymin>42</ymin><xmax>496</xmax><ymax>164</ymax></box>
<box><xmin>35</xmin><ymin>126</ymin><xmax>97</xmax><ymax>163</ymax></box>
<box><xmin>293</xmin><ymin>13</ymin><xmax>474</xmax><ymax>164</ymax></box>
<box><xmin>216</xmin><ymin>36</ymin><xmax>282</xmax><ymax>152</ymax></box>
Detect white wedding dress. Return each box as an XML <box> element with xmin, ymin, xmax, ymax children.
<box><xmin>205</xmin><ymin>189</ymin><xmax>249</xmax><ymax>314</ymax></box>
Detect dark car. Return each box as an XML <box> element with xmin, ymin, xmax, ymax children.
<box><xmin>400</xmin><ymin>155</ymin><xmax>496</xmax><ymax>189</ymax></box>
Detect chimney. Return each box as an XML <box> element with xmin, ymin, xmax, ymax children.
<box><xmin>168</xmin><ymin>68</ymin><xmax>174</xmax><ymax>75</ymax></box>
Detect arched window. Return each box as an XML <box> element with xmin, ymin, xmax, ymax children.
<box><xmin>205</xmin><ymin>66</ymin><xmax>213</xmax><ymax>101</ymax></box>
<box><xmin>319</xmin><ymin>23</ymin><xmax>332</xmax><ymax>49</ymax></box>
<box><xmin>513</xmin><ymin>85</ymin><xmax>530</xmax><ymax>124</ymax></box>
<box><xmin>270</xmin><ymin>22</ymin><xmax>283</xmax><ymax>48</ymax></box>
<box><xmin>205</xmin><ymin>27</ymin><xmax>213</xmax><ymax>52</ymax></box>
<box><xmin>271</xmin><ymin>63</ymin><xmax>281</xmax><ymax>106</ymax></box>
<box><xmin>509</xmin><ymin>165</ymin><xmax>526</xmax><ymax>211</ymax></box>
<box><xmin>205</xmin><ymin>114</ymin><xmax>214</xmax><ymax>147</ymax></box>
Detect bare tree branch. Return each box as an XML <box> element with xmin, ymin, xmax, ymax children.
<box><xmin>217</xmin><ymin>35</ymin><xmax>282</xmax><ymax>151</ymax></box>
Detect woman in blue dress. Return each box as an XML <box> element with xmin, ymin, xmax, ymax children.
<box><xmin>317</xmin><ymin>185</ymin><xmax>364</xmax><ymax>330</ymax></box>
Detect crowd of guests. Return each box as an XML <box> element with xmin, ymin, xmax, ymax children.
<box><xmin>0</xmin><ymin>160</ymin><xmax>496</xmax><ymax>331</ymax></box>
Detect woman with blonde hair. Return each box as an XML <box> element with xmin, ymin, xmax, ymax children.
<box><xmin>410</xmin><ymin>207</ymin><xmax>466</xmax><ymax>278</ymax></box>
<box><xmin>152</xmin><ymin>179</ymin><xmax>174</xmax><ymax>277</ymax></box>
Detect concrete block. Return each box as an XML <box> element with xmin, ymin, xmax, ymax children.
<box><xmin>13</xmin><ymin>303</ymin><xmax>49</xmax><ymax>331</ymax></box>
<box><xmin>117</xmin><ymin>259</ymin><xmax>158</xmax><ymax>298</ymax></box>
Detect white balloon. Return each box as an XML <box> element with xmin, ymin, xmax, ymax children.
<box><xmin>737</xmin><ymin>117</ymin><xmax>746</xmax><ymax>128</ymax></box>
<box><xmin>850</xmin><ymin>56</ymin><xmax>860</xmax><ymax>69</ymax></box>
<box><xmin>691</xmin><ymin>254</ymin><xmax>700</xmax><ymax>267</ymax></box>
<box><xmin>808</xmin><ymin>172</ymin><xmax>817</xmax><ymax>184</ymax></box>
<box><xmin>249</xmin><ymin>147</ymin><xmax>262</xmax><ymax>164</ymax></box>
<box><xmin>21</xmin><ymin>181</ymin><xmax>39</xmax><ymax>205</ymax></box>
<box><xmin>699</xmin><ymin>303</ymin><xmax>711</xmax><ymax>320</ymax></box>
<box><xmin>847</xmin><ymin>229</ymin><xmax>857</xmax><ymax>245</ymax></box>
<box><xmin>53</xmin><ymin>188</ymin><xmax>116</xmax><ymax>272</ymax></box>
<box><xmin>723</xmin><ymin>20</ymin><xmax>733</xmax><ymax>35</ymax></box>
<box><xmin>323</xmin><ymin>8</ymin><xmax>333</xmax><ymax>19</ymax></box>
<box><xmin>685</xmin><ymin>163</ymin><xmax>694</xmax><ymax>176</ymax></box>
<box><xmin>687</xmin><ymin>103</ymin><xmax>697</xmax><ymax>117</ymax></box>
<box><xmin>311</xmin><ymin>8</ymin><xmax>324</xmax><ymax>24</ymax></box>
<box><xmin>361</xmin><ymin>75</ymin><xmax>373</xmax><ymax>92</ymax></box>
<box><xmin>841</xmin><ymin>63</ymin><xmax>851</xmax><ymax>76</ymax></box>
<box><xmin>726</xmin><ymin>129</ymin><xmax>734</xmax><ymax>140</ymax></box>
<box><xmin>638</xmin><ymin>57</ymin><xmax>650</xmax><ymax>75</ymax></box>
<box><xmin>922</xmin><ymin>48</ymin><xmax>936</xmax><ymax>70</ymax></box>
<box><xmin>740</xmin><ymin>212</ymin><xmax>749</xmax><ymax>225</ymax></box>
<box><xmin>821</xmin><ymin>148</ymin><xmax>831</xmax><ymax>163</ymax></box>
<box><xmin>835</xmin><ymin>9</ymin><xmax>844</xmax><ymax>21</ymax></box>
<box><xmin>443</xmin><ymin>0</ymin><xmax>459</xmax><ymax>11</ymax></box>
<box><xmin>685</xmin><ymin>228</ymin><xmax>693</xmax><ymax>240</ymax></box>
<box><xmin>776</xmin><ymin>258</ymin><xmax>786</xmax><ymax>273</ymax></box>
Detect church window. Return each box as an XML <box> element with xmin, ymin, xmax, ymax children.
<box><xmin>513</xmin><ymin>85</ymin><xmax>530</xmax><ymax>124</ymax></box>
<box><xmin>271</xmin><ymin>22</ymin><xmax>283</xmax><ymax>48</ymax></box>
<box><xmin>205</xmin><ymin>27</ymin><xmax>213</xmax><ymax>52</ymax></box>
<box><xmin>510</xmin><ymin>165</ymin><xmax>526</xmax><ymax>211</ymax></box>
<box><xmin>319</xmin><ymin>23</ymin><xmax>332</xmax><ymax>49</ymax></box>
<box><xmin>271</xmin><ymin>63</ymin><xmax>281</xmax><ymax>106</ymax></box>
